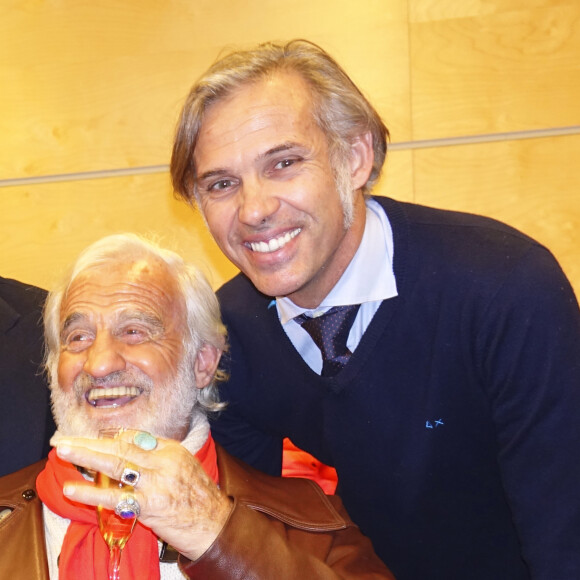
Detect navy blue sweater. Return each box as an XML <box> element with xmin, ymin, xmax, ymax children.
<box><xmin>213</xmin><ymin>197</ymin><xmax>580</xmax><ymax>579</ymax></box>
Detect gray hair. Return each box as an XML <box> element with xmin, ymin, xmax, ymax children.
<box><xmin>44</xmin><ymin>233</ymin><xmax>227</xmax><ymax>413</ymax></box>
<box><xmin>171</xmin><ymin>39</ymin><xmax>389</xmax><ymax>204</ymax></box>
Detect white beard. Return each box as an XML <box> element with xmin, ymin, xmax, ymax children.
<box><xmin>50</xmin><ymin>357</ymin><xmax>202</xmax><ymax>442</ymax></box>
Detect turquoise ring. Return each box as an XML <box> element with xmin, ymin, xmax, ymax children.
<box><xmin>133</xmin><ymin>431</ymin><xmax>158</xmax><ymax>451</ymax></box>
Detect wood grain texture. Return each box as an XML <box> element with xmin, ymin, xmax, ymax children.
<box><xmin>0</xmin><ymin>0</ymin><xmax>410</xmax><ymax>179</ymax></box>
<box><xmin>409</xmin><ymin>0</ymin><xmax>580</xmax><ymax>138</ymax></box>
<box><xmin>0</xmin><ymin>173</ymin><xmax>238</xmax><ymax>290</ymax></box>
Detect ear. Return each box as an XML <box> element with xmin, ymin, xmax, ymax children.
<box><xmin>193</xmin><ymin>343</ymin><xmax>222</xmax><ymax>389</ymax></box>
<box><xmin>348</xmin><ymin>131</ymin><xmax>374</xmax><ymax>191</ymax></box>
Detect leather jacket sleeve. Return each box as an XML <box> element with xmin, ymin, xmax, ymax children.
<box><xmin>178</xmin><ymin>494</ymin><xmax>395</xmax><ymax>579</ymax></box>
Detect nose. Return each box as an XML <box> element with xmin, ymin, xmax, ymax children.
<box><xmin>237</xmin><ymin>178</ymin><xmax>280</xmax><ymax>227</ymax></box>
<box><xmin>82</xmin><ymin>332</ymin><xmax>126</xmax><ymax>378</ymax></box>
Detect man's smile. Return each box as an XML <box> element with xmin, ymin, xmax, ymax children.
<box><xmin>86</xmin><ymin>386</ymin><xmax>142</xmax><ymax>408</ymax></box>
<box><xmin>245</xmin><ymin>228</ymin><xmax>301</xmax><ymax>253</ymax></box>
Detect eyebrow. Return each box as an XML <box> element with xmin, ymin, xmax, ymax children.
<box><xmin>60</xmin><ymin>309</ymin><xmax>165</xmax><ymax>337</ymax></box>
<box><xmin>61</xmin><ymin>311</ymin><xmax>87</xmax><ymax>334</ymax></box>
<box><xmin>196</xmin><ymin>142</ymin><xmax>302</xmax><ymax>183</ymax></box>
<box><xmin>260</xmin><ymin>142</ymin><xmax>300</xmax><ymax>159</ymax></box>
<box><xmin>197</xmin><ymin>168</ymin><xmax>230</xmax><ymax>183</ymax></box>
<box><xmin>117</xmin><ymin>310</ymin><xmax>165</xmax><ymax>331</ymax></box>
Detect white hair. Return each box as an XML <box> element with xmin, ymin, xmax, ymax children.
<box><xmin>44</xmin><ymin>233</ymin><xmax>227</xmax><ymax>414</ymax></box>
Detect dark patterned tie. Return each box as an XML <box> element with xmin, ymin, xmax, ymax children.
<box><xmin>295</xmin><ymin>304</ymin><xmax>361</xmax><ymax>377</ymax></box>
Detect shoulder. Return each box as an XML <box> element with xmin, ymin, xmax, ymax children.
<box><xmin>374</xmin><ymin>195</ymin><xmax>538</xmax><ymax>247</ymax></box>
<box><xmin>0</xmin><ymin>277</ymin><xmax>47</xmax><ymax>312</ymax></box>
<box><xmin>217</xmin><ymin>274</ymin><xmax>275</xmax><ymax>326</ymax></box>
<box><xmin>217</xmin><ymin>273</ymin><xmax>270</xmax><ymax>308</ymax></box>
<box><xmin>0</xmin><ymin>460</ymin><xmax>46</xmax><ymax>502</ymax></box>
<box><xmin>374</xmin><ymin>196</ymin><xmax>562</xmax><ymax>288</ymax></box>
<box><xmin>0</xmin><ymin>277</ymin><xmax>47</xmax><ymax>333</ymax></box>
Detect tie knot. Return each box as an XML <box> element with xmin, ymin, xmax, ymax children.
<box><xmin>295</xmin><ymin>304</ymin><xmax>360</xmax><ymax>377</ymax></box>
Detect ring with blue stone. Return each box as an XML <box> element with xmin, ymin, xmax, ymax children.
<box><xmin>120</xmin><ymin>465</ymin><xmax>140</xmax><ymax>487</ymax></box>
<box><xmin>133</xmin><ymin>431</ymin><xmax>158</xmax><ymax>451</ymax></box>
<box><xmin>114</xmin><ymin>493</ymin><xmax>140</xmax><ymax>519</ymax></box>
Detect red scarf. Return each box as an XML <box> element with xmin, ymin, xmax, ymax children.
<box><xmin>36</xmin><ymin>434</ymin><xmax>218</xmax><ymax>579</ymax></box>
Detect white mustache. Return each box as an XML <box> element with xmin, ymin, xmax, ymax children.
<box><xmin>74</xmin><ymin>370</ymin><xmax>153</xmax><ymax>397</ymax></box>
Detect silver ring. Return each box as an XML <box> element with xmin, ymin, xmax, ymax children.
<box><xmin>120</xmin><ymin>466</ymin><xmax>140</xmax><ymax>487</ymax></box>
<box><xmin>115</xmin><ymin>493</ymin><xmax>140</xmax><ymax>519</ymax></box>
<box><xmin>133</xmin><ymin>431</ymin><xmax>158</xmax><ymax>451</ymax></box>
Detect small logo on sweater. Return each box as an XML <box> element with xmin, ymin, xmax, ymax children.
<box><xmin>426</xmin><ymin>418</ymin><xmax>444</xmax><ymax>429</ymax></box>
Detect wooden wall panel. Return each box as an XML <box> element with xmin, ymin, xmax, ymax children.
<box><xmin>0</xmin><ymin>0</ymin><xmax>410</xmax><ymax>179</ymax></box>
<box><xmin>376</xmin><ymin>149</ymin><xmax>415</xmax><ymax>202</ymax></box>
<box><xmin>409</xmin><ymin>0</ymin><xmax>580</xmax><ymax>138</ymax></box>
<box><xmin>0</xmin><ymin>174</ymin><xmax>238</xmax><ymax>290</ymax></box>
<box><xmin>0</xmin><ymin>0</ymin><xmax>411</xmax><ymax>287</ymax></box>
<box><xmin>412</xmin><ymin>134</ymin><xmax>580</xmax><ymax>296</ymax></box>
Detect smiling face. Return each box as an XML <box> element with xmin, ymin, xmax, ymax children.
<box><xmin>193</xmin><ymin>71</ymin><xmax>370</xmax><ymax>309</ymax></box>
<box><xmin>52</xmin><ymin>258</ymin><xmax>198</xmax><ymax>440</ymax></box>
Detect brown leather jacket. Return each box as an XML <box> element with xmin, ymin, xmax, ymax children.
<box><xmin>0</xmin><ymin>444</ymin><xmax>394</xmax><ymax>579</ymax></box>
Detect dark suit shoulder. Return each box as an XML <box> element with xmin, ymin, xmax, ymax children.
<box><xmin>217</xmin><ymin>273</ymin><xmax>273</xmax><ymax>316</ymax></box>
<box><xmin>375</xmin><ymin>195</ymin><xmax>539</xmax><ymax>246</ymax></box>
<box><xmin>0</xmin><ymin>277</ymin><xmax>47</xmax><ymax>330</ymax></box>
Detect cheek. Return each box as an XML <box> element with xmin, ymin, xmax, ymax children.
<box><xmin>129</xmin><ymin>345</ymin><xmax>182</xmax><ymax>381</ymax></box>
<box><xmin>57</xmin><ymin>354</ymin><xmax>83</xmax><ymax>391</ymax></box>
<box><xmin>202</xmin><ymin>202</ymin><xmax>236</xmax><ymax>242</ymax></box>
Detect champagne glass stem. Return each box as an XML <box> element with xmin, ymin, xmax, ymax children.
<box><xmin>108</xmin><ymin>544</ymin><xmax>121</xmax><ymax>580</ymax></box>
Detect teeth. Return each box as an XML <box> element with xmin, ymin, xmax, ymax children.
<box><xmin>87</xmin><ymin>386</ymin><xmax>140</xmax><ymax>404</ymax></box>
<box><xmin>248</xmin><ymin>228</ymin><xmax>301</xmax><ymax>253</ymax></box>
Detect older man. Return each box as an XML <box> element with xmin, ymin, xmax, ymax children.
<box><xmin>170</xmin><ymin>40</ymin><xmax>580</xmax><ymax>579</ymax></box>
<box><xmin>0</xmin><ymin>234</ymin><xmax>393</xmax><ymax>579</ymax></box>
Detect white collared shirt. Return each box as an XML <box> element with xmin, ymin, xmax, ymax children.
<box><xmin>277</xmin><ymin>198</ymin><xmax>397</xmax><ymax>374</ymax></box>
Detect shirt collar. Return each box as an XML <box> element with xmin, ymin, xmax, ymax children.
<box><xmin>277</xmin><ymin>198</ymin><xmax>397</xmax><ymax>324</ymax></box>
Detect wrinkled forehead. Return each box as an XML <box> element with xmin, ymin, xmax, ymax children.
<box><xmin>60</xmin><ymin>258</ymin><xmax>185</xmax><ymax>327</ymax></box>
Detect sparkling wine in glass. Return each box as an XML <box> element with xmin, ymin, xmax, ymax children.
<box><xmin>97</xmin><ymin>429</ymin><xmax>137</xmax><ymax>580</ymax></box>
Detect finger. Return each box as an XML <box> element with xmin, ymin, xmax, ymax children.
<box><xmin>53</xmin><ymin>436</ymin><xmax>168</xmax><ymax>471</ymax></box>
<box><xmin>53</xmin><ymin>433</ymin><xmax>168</xmax><ymax>454</ymax></box>
<box><xmin>62</xmin><ymin>480</ymin><xmax>124</xmax><ymax>511</ymax></box>
<box><xmin>55</xmin><ymin>442</ymin><xmax>129</xmax><ymax>481</ymax></box>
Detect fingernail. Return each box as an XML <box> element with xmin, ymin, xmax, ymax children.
<box><xmin>63</xmin><ymin>485</ymin><xmax>75</xmax><ymax>497</ymax></box>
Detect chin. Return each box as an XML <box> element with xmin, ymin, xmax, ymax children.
<box><xmin>52</xmin><ymin>359</ymin><xmax>198</xmax><ymax>441</ymax></box>
<box><xmin>251</xmin><ymin>276</ymin><xmax>303</xmax><ymax>301</ymax></box>
<box><xmin>51</xmin><ymin>392</ymin><xmax>139</xmax><ymax>438</ymax></box>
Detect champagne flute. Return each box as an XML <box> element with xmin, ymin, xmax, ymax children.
<box><xmin>97</xmin><ymin>428</ymin><xmax>138</xmax><ymax>580</ymax></box>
